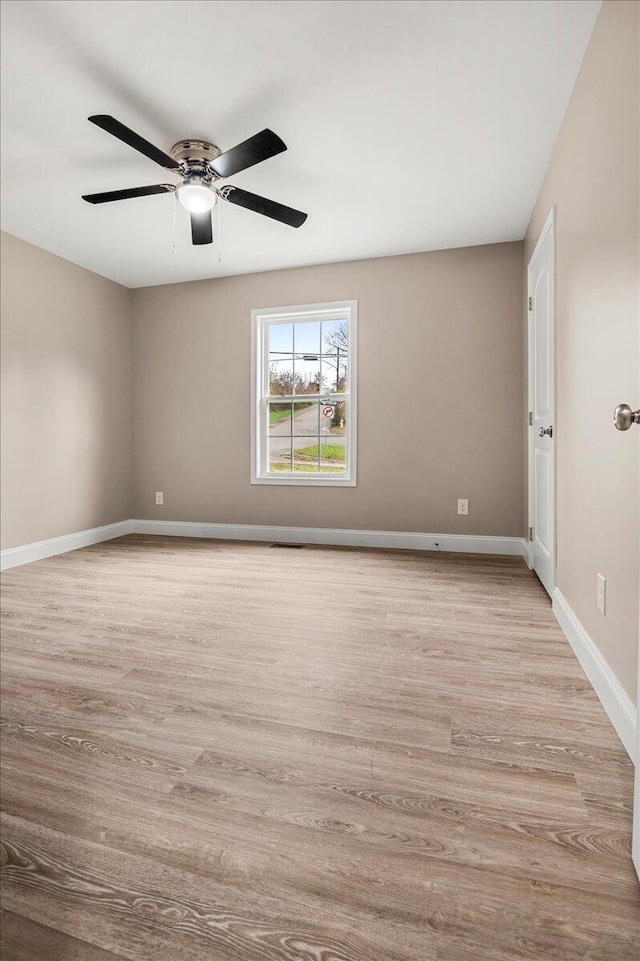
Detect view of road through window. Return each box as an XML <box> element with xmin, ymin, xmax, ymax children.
<box><xmin>267</xmin><ymin>317</ymin><xmax>348</xmax><ymax>474</ymax></box>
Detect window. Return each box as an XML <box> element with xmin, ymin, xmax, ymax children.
<box><xmin>251</xmin><ymin>301</ymin><xmax>357</xmax><ymax>485</ymax></box>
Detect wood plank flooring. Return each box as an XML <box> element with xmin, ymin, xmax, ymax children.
<box><xmin>1</xmin><ymin>534</ymin><xmax>638</xmax><ymax>960</ymax></box>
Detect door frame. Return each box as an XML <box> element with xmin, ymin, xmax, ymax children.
<box><xmin>527</xmin><ymin>206</ymin><xmax>557</xmax><ymax>588</ymax></box>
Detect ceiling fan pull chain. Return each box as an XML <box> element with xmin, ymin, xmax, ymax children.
<box><xmin>171</xmin><ymin>193</ymin><xmax>177</xmax><ymax>255</ymax></box>
<box><xmin>217</xmin><ymin>195</ymin><xmax>222</xmax><ymax>264</ymax></box>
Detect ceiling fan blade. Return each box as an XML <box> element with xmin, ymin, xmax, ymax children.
<box><xmin>219</xmin><ymin>186</ymin><xmax>307</xmax><ymax>228</ymax></box>
<box><xmin>190</xmin><ymin>211</ymin><xmax>213</xmax><ymax>245</ymax></box>
<box><xmin>82</xmin><ymin>184</ymin><xmax>176</xmax><ymax>204</ymax></box>
<box><xmin>88</xmin><ymin>115</ymin><xmax>180</xmax><ymax>171</ymax></box>
<box><xmin>208</xmin><ymin>129</ymin><xmax>286</xmax><ymax>179</ymax></box>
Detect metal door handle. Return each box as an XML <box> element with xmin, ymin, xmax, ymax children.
<box><xmin>614</xmin><ymin>404</ymin><xmax>640</xmax><ymax>431</ymax></box>
<box><xmin>538</xmin><ymin>426</ymin><xmax>553</xmax><ymax>438</ymax></box>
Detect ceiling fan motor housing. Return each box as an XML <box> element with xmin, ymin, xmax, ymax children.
<box><xmin>171</xmin><ymin>140</ymin><xmax>222</xmax><ymax>182</ymax></box>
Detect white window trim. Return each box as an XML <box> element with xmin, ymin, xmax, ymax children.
<box><xmin>251</xmin><ymin>300</ymin><xmax>357</xmax><ymax>486</ymax></box>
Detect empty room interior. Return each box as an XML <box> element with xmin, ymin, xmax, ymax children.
<box><xmin>1</xmin><ymin>1</ymin><xmax>640</xmax><ymax>958</ymax></box>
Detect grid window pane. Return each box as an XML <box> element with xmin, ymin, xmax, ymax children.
<box><xmin>316</xmin><ymin>401</ymin><xmax>346</xmax><ymax>438</ymax></box>
<box><xmin>321</xmin><ymin>318</ymin><xmax>349</xmax><ymax>393</ymax></box>
<box><xmin>292</xmin><ymin>400</ymin><xmax>319</xmax><ymax>435</ymax></box>
<box><xmin>269</xmin><ymin>358</ymin><xmax>295</xmax><ymax>396</ymax></box>
<box><xmin>294</xmin><ymin>320</ymin><xmax>320</xmax><ymax>356</ymax></box>
<box><xmin>268</xmin><ymin>402</ymin><xmax>293</xmax><ymax>435</ymax></box>
<box><xmin>292</xmin><ymin>436</ymin><xmax>346</xmax><ymax>474</ymax></box>
<box><xmin>320</xmin><ymin>441</ymin><xmax>346</xmax><ymax>473</ymax></box>
<box><xmin>293</xmin><ymin>355</ymin><xmax>320</xmax><ymax>395</ymax></box>
<box><xmin>268</xmin><ymin>323</ymin><xmax>293</xmax><ymax>359</ymax></box>
<box><xmin>269</xmin><ymin>436</ymin><xmax>292</xmax><ymax>473</ymax></box>
<box><xmin>293</xmin><ymin>436</ymin><xmax>320</xmax><ymax>473</ymax></box>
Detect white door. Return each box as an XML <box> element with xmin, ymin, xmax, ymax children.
<box><xmin>614</xmin><ymin>402</ymin><xmax>640</xmax><ymax>880</ymax></box>
<box><xmin>631</xmin><ymin>363</ymin><xmax>640</xmax><ymax>881</ymax></box>
<box><xmin>528</xmin><ymin>210</ymin><xmax>556</xmax><ymax>597</ymax></box>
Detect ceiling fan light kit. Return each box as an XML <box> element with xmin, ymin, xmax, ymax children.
<box><xmin>82</xmin><ymin>116</ymin><xmax>307</xmax><ymax>247</ymax></box>
<box><xmin>175</xmin><ymin>183</ymin><xmax>217</xmax><ymax>214</ymax></box>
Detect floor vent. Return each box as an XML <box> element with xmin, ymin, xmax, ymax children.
<box><xmin>270</xmin><ymin>543</ymin><xmax>306</xmax><ymax>549</ymax></box>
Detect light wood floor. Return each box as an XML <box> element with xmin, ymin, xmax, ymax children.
<box><xmin>1</xmin><ymin>535</ymin><xmax>638</xmax><ymax>960</ymax></box>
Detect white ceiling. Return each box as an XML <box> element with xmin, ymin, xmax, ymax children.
<box><xmin>1</xmin><ymin>0</ymin><xmax>600</xmax><ymax>289</ymax></box>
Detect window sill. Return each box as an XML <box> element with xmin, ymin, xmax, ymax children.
<box><xmin>252</xmin><ymin>474</ymin><xmax>356</xmax><ymax>487</ymax></box>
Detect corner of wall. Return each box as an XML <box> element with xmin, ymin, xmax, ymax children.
<box><xmin>126</xmin><ymin>285</ymin><xmax>135</xmax><ymax>523</ymax></box>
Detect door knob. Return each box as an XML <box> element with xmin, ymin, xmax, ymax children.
<box><xmin>538</xmin><ymin>426</ymin><xmax>553</xmax><ymax>438</ymax></box>
<box><xmin>614</xmin><ymin>404</ymin><xmax>640</xmax><ymax>431</ymax></box>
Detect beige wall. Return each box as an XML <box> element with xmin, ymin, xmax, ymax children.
<box><xmin>1</xmin><ymin>232</ymin><xmax>132</xmax><ymax>550</ymax></box>
<box><xmin>524</xmin><ymin>0</ymin><xmax>639</xmax><ymax>699</ymax></box>
<box><xmin>132</xmin><ymin>241</ymin><xmax>524</xmax><ymax>536</ymax></box>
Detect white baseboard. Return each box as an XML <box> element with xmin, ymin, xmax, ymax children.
<box><xmin>553</xmin><ymin>588</ymin><xmax>637</xmax><ymax>761</ymax></box>
<box><xmin>0</xmin><ymin>519</ymin><xmax>533</xmax><ymax>572</ymax></box>
<box><xmin>0</xmin><ymin>520</ymin><xmax>132</xmax><ymax>572</ymax></box>
<box><xmin>131</xmin><ymin>519</ymin><xmax>527</xmax><ymax>557</ymax></box>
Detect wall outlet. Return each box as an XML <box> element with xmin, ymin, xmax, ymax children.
<box><xmin>457</xmin><ymin>499</ymin><xmax>469</xmax><ymax>515</ymax></box>
<box><xmin>597</xmin><ymin>573</ymin><xmax>606</xmax><ymax>614</ymax></box>
<box><xmin>155</xmin><ymin>491</ymin><xmax>164</xmax><ymax>506</ymax></box>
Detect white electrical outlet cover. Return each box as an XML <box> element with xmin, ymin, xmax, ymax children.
<box><xmin>597</xmin><ymin>573</ymin><xmax>606</xmax><ymax>614</ymax></box>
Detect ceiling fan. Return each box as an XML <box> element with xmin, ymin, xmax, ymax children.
<box><xmin>82</xmin><ymin>115</ymin><xmax>307</xmax><ymax>245</ymax></box>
